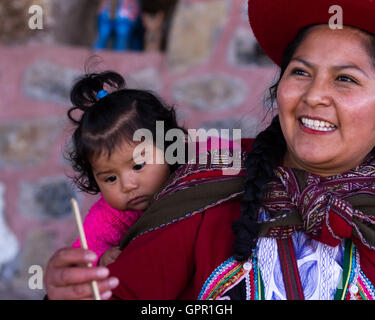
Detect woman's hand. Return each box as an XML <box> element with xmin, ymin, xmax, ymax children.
<box><xmin>44</xmin><ymin>247</ymin><xmax>119</xmax><ymax>300</ymax></box>
<box><xmin>98</xmin><ymin>247</ymin><xmax>122</xmax><ymax>266</ymax></box>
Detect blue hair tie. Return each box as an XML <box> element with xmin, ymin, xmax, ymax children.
<box><xmin>96</xmin><ymin>90</ymin><xmax>108</xmax><ymax>99</ymax></box>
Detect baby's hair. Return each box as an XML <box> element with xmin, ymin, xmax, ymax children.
<box><xmin>66</xmin><ymin>71</ymin><xmax>187</xmax><ymax>194</ymax></box>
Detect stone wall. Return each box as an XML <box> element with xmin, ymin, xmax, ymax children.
<box><xmin>0</xmin><ymin>0</ymin><xmax>278</xmax><ymax>299</ymax></box>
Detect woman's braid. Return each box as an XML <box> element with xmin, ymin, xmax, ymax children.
<box><xmin>232</xmin><ymin>115</ymin><xmax>286</xmax><ymax>261</ymax></box>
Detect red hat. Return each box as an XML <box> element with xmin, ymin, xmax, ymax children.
<box><xmin>248</xmin><ymin>0</ymin><xmax>375</xmax><ymax>66</ymax></box>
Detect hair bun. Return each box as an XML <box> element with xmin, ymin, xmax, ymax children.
<box><xmin>68</xmin><ymin>71</ymin><xmax>126</xmax><ymax>123</ymax></box>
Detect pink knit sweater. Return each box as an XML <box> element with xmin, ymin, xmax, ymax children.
<box><xmin>72</xmin><ymin>196</ymin><xmax>143</xmax><ymax>266</ymax></box>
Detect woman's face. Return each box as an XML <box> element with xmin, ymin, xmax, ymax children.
<box><xmin>277</xmin><ymin>25</ymin><xmax>375</xmax><ymax>176</ymax></box>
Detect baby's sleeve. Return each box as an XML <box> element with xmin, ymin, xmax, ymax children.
<box><xmin>72</xmin><ymin>197</ymin><xmax>143</xmax><ymax>266</ymax></box>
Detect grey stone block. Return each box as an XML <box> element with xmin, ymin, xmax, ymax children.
<box><xmin>22</xmin><ymin>60</ymin><xmax>81</xmax><ymax>106</ymax></box>
<box><xmin>19</xmin><ymin>176</ymin><xmax>78</xmax><ymax>220</ymax></box>
<box><xmin>173</xmin><ymin>74</ymin><xmax>246</xmax><ymax>111</ymax></box>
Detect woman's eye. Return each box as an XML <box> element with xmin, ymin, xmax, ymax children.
<box><xmin>105</xmin><ymin>176</ymin><xmax>117</xmax><ymax>183</ymax></box>
<box><xmin>133</xmin><ymin>162</ymin><xmax>145</xmax><ymax>171</ymax></box>
<box><xmin>336</xmin><ymin>75</ymin><xmax>357</xmax><ymax>84</ymax></box>
<box><xmin>291</xmin><ymin>68</ymin><xmax>308</xmax><ymax>76</ymax></box>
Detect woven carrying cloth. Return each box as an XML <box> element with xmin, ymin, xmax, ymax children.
<box><xmin>259</xmin><ymin>154</ymin><xmax>375</xmax><ymax>250</ymax></box>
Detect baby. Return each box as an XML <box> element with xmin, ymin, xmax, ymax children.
<box><xmin>67</xmin><ymin>71</ymin><xmax>186</xmax><ymax>266</ymax></box>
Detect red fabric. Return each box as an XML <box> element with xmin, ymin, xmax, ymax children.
<box><xmin>313</xmin><ymin>217</ymin><xmax>341</xmax><ymax>247</ymax></box>
<box><xmin>328</xmin><ymin>209</ymin><xmax>352</xmax><ymax>239</ymax></box>
<box><xmin>313</xmin><ymin>209</ymin><xmax>375</xmax><ymax>284</ymax></box>
<box><xmin>313</xmin><ymin>209</ymin><xmax>352</xmax><ymax>247</ymax></box>
<box><xmin>248</xmin><ymin>0</ymin><xmax>375</xmax><ymax>66</ymax></box>
<box><xmin>240</xmin><ymin>138</ymin><xmax>254</xmax><ymax>153</ymax></box>
<box><xmin>355</xmin><ymin>241</ymin><xmax>375</xmax><ymax>285</ymax></box>
<box><xmin>178</xmin><ymin>168</ymin><xmax>247</xmax><ymax>184</ymax></box>
<box><xmin>107</xmin><ymin>198</ymin><xmax>241</xmax><ymax>299</ymax></box>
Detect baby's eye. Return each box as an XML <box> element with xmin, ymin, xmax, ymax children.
<box><xmin>133</xmin><ymin>162</ymin><xmax>145</xmax><ymax>171</ymax></box>
<box><xmin>104</xmin><ymin>176</ymin><xmax>117</xmax><ymax>183</ymax></box>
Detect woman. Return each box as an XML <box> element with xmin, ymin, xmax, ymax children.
<box><xmin>44</xmin><ymin>0</ymin><xmax>375</xmax><ymax>300</ymax></box>
<box><xmin>200</xmin><ymin>0</ymin><xmax>375</xmax><ymax>300</ymax></box>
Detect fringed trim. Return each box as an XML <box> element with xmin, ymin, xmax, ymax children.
<box><xmin>198</xmin><ymin>250</ymin><xmax>264</xmax><ymax>300</ymax></box>
<box><xmin>200</xmin><ymin>240</ymin><xmax>375</xmax><ymax>300</ymax></box>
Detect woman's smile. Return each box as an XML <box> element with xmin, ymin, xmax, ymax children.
<box><xmin>298</xmin><ymin>116</ymin><xmax>337</xmax><ymax>135</ymax></box>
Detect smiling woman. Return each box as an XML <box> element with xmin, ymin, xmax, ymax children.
<box><xmin>201</xmin><ymin>0</ymin><xmax>375</xmax><ymax>300</ymax></box>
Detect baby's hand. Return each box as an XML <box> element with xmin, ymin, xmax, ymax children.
<box><xmin>98</xmin><ymin>247</ymin><xmax>122</xmax><ymax>266</ymax></box>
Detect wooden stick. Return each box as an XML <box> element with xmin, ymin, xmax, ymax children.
<box><xmin>70</xmin><ymin>198</ymin><xmax>101</xmax><ymax>300</ymax></box>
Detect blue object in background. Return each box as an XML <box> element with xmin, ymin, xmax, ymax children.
<box><xmin>94</xmin><ymin>0</ymin><xmax>144</xmax><ymax>51</ymax></box>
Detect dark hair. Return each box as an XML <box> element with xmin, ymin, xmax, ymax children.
<box><xmin>232</xmin><ymin>26</ymin><xmax>315</xmax><ymax>261</ymax></box>
<box><xmin>233</xmin><ymin>25</ymin><xmax>375</xmax><ymax>261</ymax></box>
<box><xmin>66</xmin><ymin>71</ymin><xmax>187</xmax><ymax>194</ymax></box>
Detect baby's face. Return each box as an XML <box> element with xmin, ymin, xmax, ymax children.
<box><xmin>91</xmin><ymin>141</ymin><xmax>170</xmax><ymax>211</ymax></box>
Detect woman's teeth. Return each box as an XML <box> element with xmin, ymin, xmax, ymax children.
<box><xmin>300</xmin><ymin>117</ymin><xmax>336</xmax><ymax>132</ymax></box>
